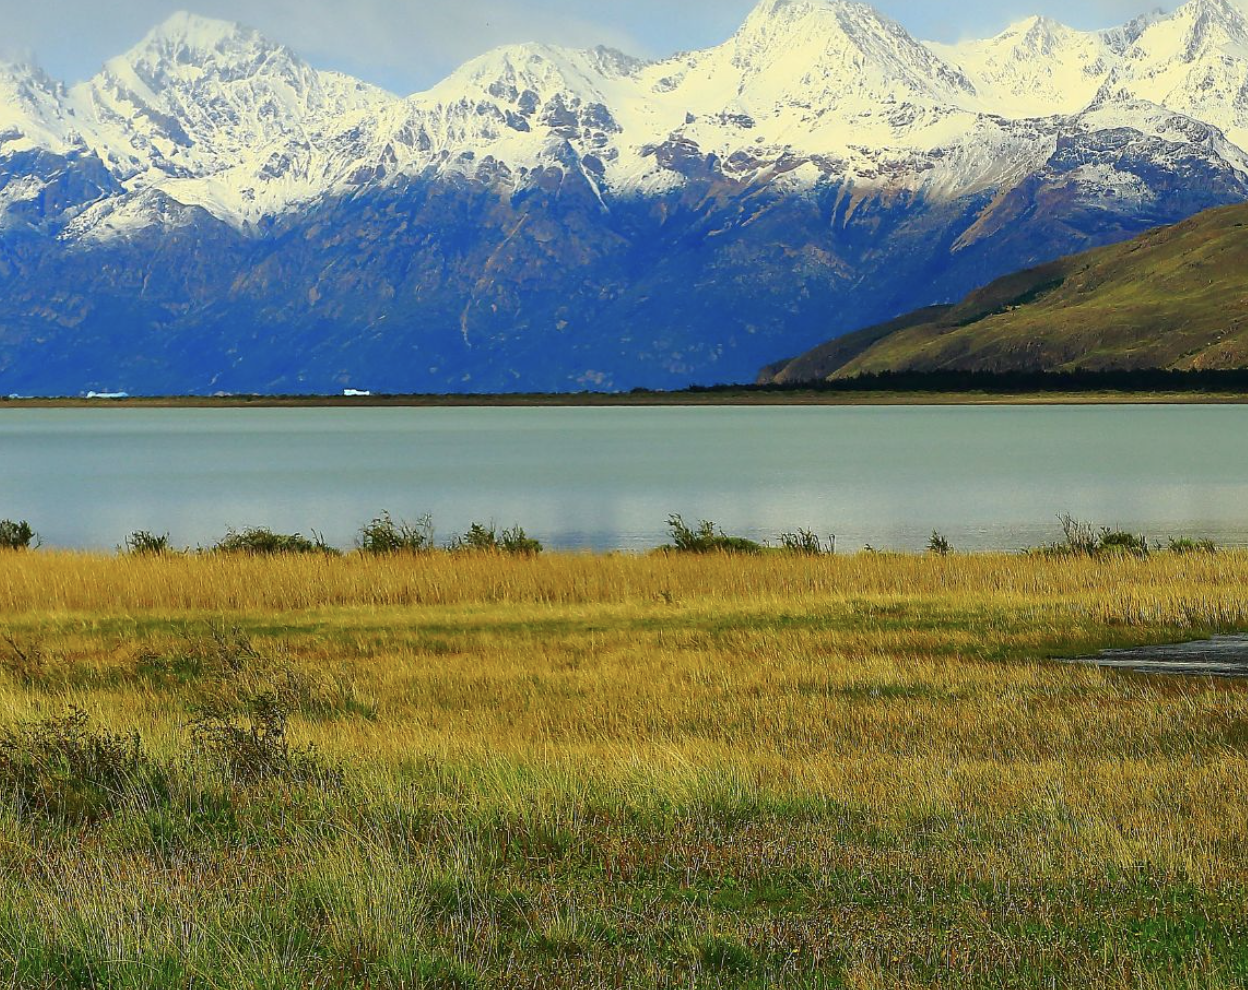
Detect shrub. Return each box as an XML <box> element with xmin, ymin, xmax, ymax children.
<box><xmin>1057</xmin><ymin>514</ymin><xmax>1099</xmax><ymax>556</ymax></box>
<box><xmin>499</xmin><ymin>525</ymin><xmax>543</xmax><ymax>556</ymax></box>
<box><xmin>449</xmin><ymin>523</ymin><xmax>500</xmax><ymax>553</ymax></box>
<box><xmin>0</xmin><ymin>708</ymin><xmax>151</xmax><ymax>823</ymax></box>
<box><xmin>0</xmin><ymin>635</ymin><xmax>47</xmax><ymax>685</ymax></box>
<box><xmin>358</xmin><ymin>512</ymin><xmax>435</xmax><ymax>554</ymax></box>
<box><xmin>779</xmin><ymin>529</ymin><xmax>834</xmax><ymax>555</ymax></box>
<box><xmin>123</xmin><ymin>530</ymin><xmax>171</xmax><ymax>556</ymax></box>
<box><xmin>927</xmin><ymin>531</ymin><xmax>953</xmax><ymax>557</ymax></box>
<box><xmin>0</xmin><ymin>520</ymin><xmax>37</xmax><ymax>551</ymax></box>
<box><xmin>215</xmin><ymin>527</ymin><xmax>340</xmax><ymax>556</ymax></box>
<box><xmin>192</xmin><ymin>693</ymin><xmax>343</xmax><ymax>788</ymax></box>
<box><xmin>1097</xmin><ymin>530</ymin><xmax>1150</xmax><ymax>558</ymax></box>
<box><xmin>449</xmin><ymin>523</ymin><xmax>543</xmax><ymax>556</ymax></box>
<box><xmin>1034</xmin><ymin>516</ymin><xmax>1150</xmax><ymax>558</ymax></box>
<box><xmin>1168</xmin><ymin>537</ymin><xmax>1218</xmax><ymax>555</ymax></box>
<box><xmin>666</xmin><ymin>515</ymin><xmax>763</xmax><ymax>555</ymax></box>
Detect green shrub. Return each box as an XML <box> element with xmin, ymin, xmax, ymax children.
<box><xmin>665</xmin><ymin>515</ymin><xmax>762</xmax><ymax>555</ymax></box>
<box><xmin>1097</xmin><ymin>530</ymin><xmax>1150</xmax><ymax>558</ymax></box>
<box><xmin>449</xmin><ymin>523</ymin><xmax>500</xmax><ymax>553</ymax></box>
<box><xmin>358</xmin><ymin>512</ymin><xmax>435</xmax><ymax>554</ymax></box>
<box><xmin>499</xmin><ymin>525</ymin><xmax>543</xmax><ymax>556</ymax></box>
<box><xmin>779</xmin><ymin>529</ymin><xmax>834</xmax><ymax>555</ymax></box>
<box><xmin>0</xmin><ymin>708</ymin><xmax>151</xmax><ymax>823</ymax></box>
<box><xmin>0</xmin><ymin>519</ymin><xmax>37</xmax><ymax>551</ymax></box>
<box><xmin>192</xmin><ymin>693</ymin><xmax>343</xmax><ymax>788</ymax></box>
<box><xmin>214</xmin><ymin>527</ymin><xmax>339</xmax><ymax>557</ymax></box>
<box><xmin>1033</xmin><ymin>516</ymin><xmax>1150</xmax><ymax>558</ymax></box>
<box><xmin>1168</xmin><ymin>537</ymin><xmax>1218</xmax><ymax>555</ymax></box>
<box><xmin>123</xmin><ymin>531</ymin><xmax>172</xmax><ymax>556</ymax></box>
<box><xmin>927</xmin><ymin>531</ymin><xmax>953</xmax><ymax>557</ymax></box>
<box><xmin>449</xmin><ymin>523</ymin><xmax>543</xmax><ymax>556</ymax></box>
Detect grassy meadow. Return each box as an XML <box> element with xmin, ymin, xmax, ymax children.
<box><xmin>0</xmin><ymin>549</ymin><xmax>1246</xmax><ymax>987</ymax></box>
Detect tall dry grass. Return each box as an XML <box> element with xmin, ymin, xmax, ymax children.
<box><xmin>2</xmin><ymin>548</ymin><xmax>1247</xmax><ymax>621</ymax></box>
<box><xmin>0</xmin><ymin>549</ymin><xmax>1245</xmax><ymax>987</ymax></box>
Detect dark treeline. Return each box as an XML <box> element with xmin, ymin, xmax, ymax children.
<box><xmin>692</xmin><ymin>368</ymin><xmax>1248</xmax><ymax>395</ymax></box>
<box><xmin>8</xmin><ymin>368</ymin><xmax>1248</xmax><ymax>403</ymax></box>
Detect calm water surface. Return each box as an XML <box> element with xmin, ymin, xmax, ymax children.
<box><xmin>2</xmin><ymin>405</ymin><xmax>1247</xmax><ymax>552</ymax></box>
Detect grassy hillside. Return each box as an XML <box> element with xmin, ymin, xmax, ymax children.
<box><xmin>0</xmin><ymin>549</ymin><xmax>1247</xmax><ymax>986</ymax></box>
<box><xmin>765</xmin><ymin>203</ymin><xmax>1248</xmax><ymax>383</ymax></box>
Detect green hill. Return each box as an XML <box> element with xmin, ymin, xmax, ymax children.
<box><xmin>761</xmin><ymin>203</ymin><xmax>1248</xmax><ymax>384</ymax></box>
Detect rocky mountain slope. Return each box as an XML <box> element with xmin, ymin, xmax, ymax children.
<box><xmin>3</xmin><ymin>0</ymin><xmax>1248</xmax><ymax>393</ymax></box>
<box><xmin>760</xmin><ymin>202</ymin><xmax>1248</xmax><ymax>382</ymax></box>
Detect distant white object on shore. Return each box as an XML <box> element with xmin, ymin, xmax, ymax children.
<box><xmin>343</xmin><ymin>389</ymin><xmax>372</xmax><ymax>397</ymax></box>
<box><xmin>86</xmin><ymin>391</ymin><xmax>130</xmax><ymax>399</ymax></box>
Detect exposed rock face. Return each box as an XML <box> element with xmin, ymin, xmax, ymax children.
<box><xmin>3</xmin><ymin>0</ymin><xmax>1248</xmax><ymax>393</ymax></box>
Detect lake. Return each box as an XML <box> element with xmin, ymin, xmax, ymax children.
<box><xmin>1</xmin><ymin>405</ymin><xmax>1247</xmax><ymax>553</ymax></box>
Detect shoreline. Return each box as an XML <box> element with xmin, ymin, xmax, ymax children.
<box><xmin>6</xmin><ymin>389</ymin><xmax>1248</xmax><ymax>409</ymax></box>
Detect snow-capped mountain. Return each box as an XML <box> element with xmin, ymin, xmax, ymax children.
<box><xmin>3</xmin><ymin>0</ymin><xmax>1248</xmax><ymax>393</ymax></box>
<box><xmin>928</xmin><ymin>16</ymin><xmax>1121</xmax><ymax>117</ymax></box>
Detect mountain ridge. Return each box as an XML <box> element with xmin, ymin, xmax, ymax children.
<box><xmin>9</xmin><ymin>0</ymin><xmax>1248</xmax><ymax>234</ymax></box>
<box><xmin>3</xmin><ymin>0</ymin><xmax>1248</xmax><ymax>394</ymax></box>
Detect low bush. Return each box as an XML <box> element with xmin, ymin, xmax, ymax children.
<box><xmin>927</xmin><ymin>531</ymin><xmax>953</xmax><ymax>557</ymax></box>
<box><xmin>779</xmin><ymin>529</ymin><xmax>834</xmax><ymax>555</ymax></box>
<box><xmin>358</xmin><ymin>512</ymin><xmax>435</xmax><ymax>554</ymax></box>
<box><xmin>123</xmin><ymin>530</ymin><xmax>172</xmax><ymax>556</ymax></box>
<box><xmin>1097</xmin><ymin>530</ymin><xmax>1150</xmax><ymax>558</ymax></box>
<box><xmin>665</xmin><ymin>515</ymin><xmax>763</xmax><ymax>555</ymax></box>
<box><xmin>1</xmin><ymin>635</ymin><xmax>46</xmax><ymax>685</ymax></box>
<box><xmin>1168</xmin><ymin>537</ymin><xmax>1218</xmax><ymax>555</ymax></box>
<box><xmin>0</xmin><ymin>520</ymin><xmax>37</xmax><ymax>551</ymax></box>
<box><xmin>449</xmin><ymin>523</ymin><xmax>543</xmax><ymax>556</ymax></box>
<box><xmin>192</xmin><ymin>692</ymin><xmax>343</xmax><ymax>788</ymax></box>
<box><xmin>214</xmin><ymin>527</ymin><xmax>340</xmax><ymax>556</ymax></box>
<box><xmin>500</xmin><ymin>525</ymin><xmax>543</xmax><ymax>556</ymax></box>
<box><xmin>1033</xmin><ymin>515</ymin><xmax>1150</xmax><ymax>558</ymax></box>
<box><xmin>1056</xmin><ymin>514</ymin><xmax>1100</xmax><ymax>556</ymax></box>
<box><xmin>0</xmin><ymin>708</ymin><xmax>152</xmax><ymax>823</ymax></box>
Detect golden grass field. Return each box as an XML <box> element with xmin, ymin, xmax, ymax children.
<box><xmin>0</xmin><ymin>549</ymin><xmax>1246</xmax><ymax>988</ymax></box>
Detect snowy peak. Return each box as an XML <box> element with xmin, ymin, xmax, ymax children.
<box><xmin>59</xmin><ymin>12</ymin><xmax>396</xmax><ymax>225</ymax></box>
<box><xmin>997</xmin><ymin>15</ymin><xmax>1091</xmax><ymax>56</ymax></box>
<box><xmin>1130</xmin><ymin>0</ymin><xmax>1248</xmax><ymax>61</ymax></box>
<box><xmin>1102</xmin><ymin>10</ymin><xmax>1168</xmax><ymax>54</ymax></box>
<box><xmin>0</xmin><ymin>61</ymin><xmax>77</xmax><ymax>154</ymax></box>
<box><xmin>428</xmin><ymin>42</ymin><xmax>638</xmax><ymax>107</ymax></box>
<box><xmin>131</xmin><ymin>11</ymin><xmax>265</xmax><ymax>64</ymax></box>
<box><xmin>80</xmin><ymin>11</ymin><xmax>326</xmax><ymax>127</ymax></box>
<box><xmin>1098</xmin><ymin>0</ymin><xmax>1248</xmax><ymax>147</ymax></box>
<box><xmin>933</xmin><ymin>15</ymin><xmax>1116</xmax><ymax>116</ymax></box>
<box><xmin>729</xmin><ymin>0</ymin><xmax>974</xmax><ymax>103</ymax></box>
<box><xmin>407</xmin><ymin>42</ymin><xmax>642</xmax><ymax>181</ymax></box>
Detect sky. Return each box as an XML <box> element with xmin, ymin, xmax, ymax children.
<box><xmin>1</xmin><ymin>0</ymin><xmax>1172</xmax><ymax>95</ymax></box>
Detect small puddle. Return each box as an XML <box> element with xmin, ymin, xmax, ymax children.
<box><xmin>1073</xmin><ymin>636</ymin><xmax>1248</xmax><ymax>678</ymax></box>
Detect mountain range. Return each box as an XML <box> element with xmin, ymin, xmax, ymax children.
<box><xmin>4</xmin><ymin>0</ymin><xmax>1248</xmax><ymax>394</ymax></box>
